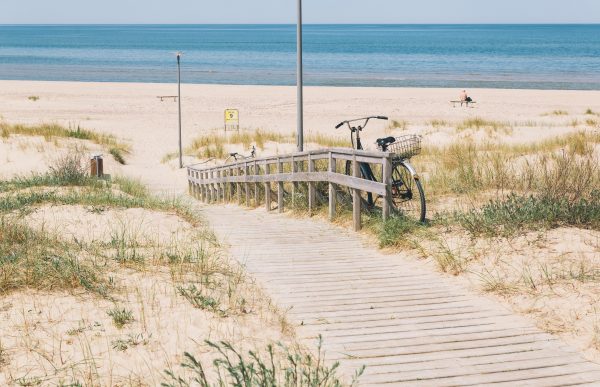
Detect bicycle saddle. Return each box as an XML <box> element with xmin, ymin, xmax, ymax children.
<box><xmin>376</xmin><ymin>136</ymin><xmax>396</xmax><ymax>148</ymax></box>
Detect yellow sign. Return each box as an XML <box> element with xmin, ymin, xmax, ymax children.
<box><xmin>225</xmin><ymin>109</ymin><xmax>239</xmax><ymax>124</ymax></box>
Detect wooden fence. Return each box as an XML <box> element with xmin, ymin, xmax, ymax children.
<box><xmin>187</xmin><ymin>148</ymin><xmax>394</xmax><ymax>231</ymax></box>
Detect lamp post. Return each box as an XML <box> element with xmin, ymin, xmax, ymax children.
<box><xmin>296</xmin><ymin>0</ymin><xmax>304</xmax><ymax>152</ymax></box>
<box><xmin>176</xmin><ymin>52</ymin><xmax>183</xmax><ymax>169</ymax></box>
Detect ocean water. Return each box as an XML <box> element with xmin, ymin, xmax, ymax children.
<box><xmin>0</xmin><ymin>24</ymin><xmax>599</xmax><ymax>89</ymax></box>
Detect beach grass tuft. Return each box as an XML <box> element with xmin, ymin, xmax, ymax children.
<box><xmin>457</xmin><ymin>117</ymin><xmax>509</xmax><ymax>132</ymax></box>
<box><xmin>27</xmin><ymin>96</ymin><xmax>40</xmax><ymax>102</ymax></box>
<box><xmin>107</xmin><ymin>307</ymin><xmax>135</xmax><ymax>329</ymax></box>
<box><xmin>0</xmin><ymin>122</ymin><xmax>131</xmax><ymax>161</ymax></box>
<box><xmin>165</xmin><ymin>129</ymin><xmax>347</xmax><ymax>162</ymax></box>
<box><xmin>163</xmin><ymin>337</ymin><xmax>363</xmax><ymax>387</ymax></box>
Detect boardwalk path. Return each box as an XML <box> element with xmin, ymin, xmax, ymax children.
<box><xmin>202</xmin><ymin>204</ymin><xmax>600</xmax><ymax>386</ymax></box>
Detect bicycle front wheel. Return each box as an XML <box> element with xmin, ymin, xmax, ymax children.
<box><xmin>390</xmin><ymin>162</ymin><xmax>426</xmax><ymax>222</ymax></box>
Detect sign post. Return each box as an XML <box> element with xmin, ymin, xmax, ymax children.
<box><xmin>224</xmin><ymin>109</ymin><xmax>240</xmax><ymax>132</ymax></box>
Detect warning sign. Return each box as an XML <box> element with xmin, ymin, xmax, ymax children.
<box><xmin>224</xmin><ymin>109</ymin><xmax>239</xmax><ymax>131</ymax></box>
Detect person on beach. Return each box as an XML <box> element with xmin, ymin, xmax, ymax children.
<box><xmin>460</xmin><ymin>90</ymin><xmax>473</xmax><ymax>102</ymax></box>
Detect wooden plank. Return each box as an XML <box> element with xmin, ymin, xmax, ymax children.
<box><xmin>198</xmin><ymin>205</ymin><xmax>600</xmax><ymax>385</ymax></box>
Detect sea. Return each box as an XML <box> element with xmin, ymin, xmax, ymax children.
<box><xmin>0</xmin><ymin>24</ymin><xmax>599</xmax><ymax>90</ymax></box>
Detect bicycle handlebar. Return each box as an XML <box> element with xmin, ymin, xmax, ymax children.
<box><xmin>335</xmin><ymin>115</ymin><xmax>388</xmax><ymax>130</ymax></box>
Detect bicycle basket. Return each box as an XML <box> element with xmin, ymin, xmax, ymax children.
<box><xmin>387</xmin><ymin>135</ymin><xmax>422</xmax><ymax>159</ymax></box>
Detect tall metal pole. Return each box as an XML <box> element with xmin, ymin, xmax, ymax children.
<box><xmin>296</xmin><ymin>0</ymin><xmax>304</xmax><ymax>152</ymax></box>
<box><xmin>177</xmin><ymin>52</ymin><xmax>183</xmax><ymax>169</ymax></box>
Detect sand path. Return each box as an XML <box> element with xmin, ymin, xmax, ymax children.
<box><xmin>199</xmin><ymin>204</ymin><xmax>600</xmax><ymax>386</ymax></box>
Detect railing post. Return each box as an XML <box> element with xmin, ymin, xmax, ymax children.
<box><xmin>201</xmin><ymin>172</ymin><xmax>207</xmax><ymax>202</ymax></box>
<box><xmin>229</xmin><ymin>168</ymin><xmax>234</xmax><ymax>202</ymax></box>
<box><xmin>291</xmin><ymin>156</ymin><xmax>297</xmax><ymax>208</ymax></box>
<box><xmin>382</xmin><ymin>156</ymin><xmax>392</xmax><ymax>221</ymax></box>
<box><xmin>352</xmin><ymin>154</ymin><xmax>361</xmax><ymax>231</ymax></box>
<box><xmin>277</xmin><ymin>158</ymin><xmax>284</xmax><ymax>213</ymax></box>
<box><xmin>236</xmin><ymin>165</ymin><xmax>242</xmax><ymax>205</ymax></box>
<box><xmin>265</xmin><ymin>161</ymin><xmax>272</xmax><ymax>211</ymax></box>
<box><xmin>216</xmin><ymin>170</ymin><xmax>222</xmax><ymax>202</ymax></box>
<box><xmin>308</xmin><ymin>154</ymin><xmax>315</xmax><ymax>215</ymax></box>
<box><xmin>245</xmin><ymin>162</ymin><xmax>250</xmax><ymax>206</ymax></box>
<box><xmin>254</xmin><ymin>160</ymin><xmax>260</xmax><ymax>207</ymax></box>
<box><xmin>207</xmin><ymin>171</ymin><xmax>213</xmax><ymax>203</ymax></box>
<box><xmin>328</xmin><ymin>152</ymin><xmax>336</xmax><ymax>221</ymax></box>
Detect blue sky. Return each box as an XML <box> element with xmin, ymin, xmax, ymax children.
<box><xmin>2</xmin><ymin>0</ymin><xmax>600</xmax><ymax>24</ymax></box>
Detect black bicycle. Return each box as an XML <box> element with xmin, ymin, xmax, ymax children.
<box><xmin>336</xmin><ymin>116</ymin><xmax>426</xmax><ymax>222</ymax></box>
<box><xmin>224</xmin><ymin>146</ymin><xmax>256</xmax><ymax>164</ymax></box>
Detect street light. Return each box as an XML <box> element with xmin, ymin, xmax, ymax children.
<box><xmin>176</xmin><ymin>52</ymin><xmax>183</xmax><ymax>169</ymax></box>
<box><xmin>297</xmin><ymin>0</ymin><xmax>304</xmax><ymax>152</ymax></box>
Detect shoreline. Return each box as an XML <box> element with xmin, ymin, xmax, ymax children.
<box><xmin>2</xmin><ymin>78</ymin><xmax>600</xmax><ymax>92</ymax></box>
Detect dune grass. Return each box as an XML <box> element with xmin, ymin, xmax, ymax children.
<box><xmin>542</xmin><ymin>110</ymin><xmax>569</xmax><ymax>116</ymax></box>
<box><xmin>163</xmin><ymin>337</ymin><xmax>363</xmax><ymax>387</ymax></box>
<box><xmin>456</xmin><ymin>117</ymin><xmax>510</xmax><ymax>132</ymax></box>
<box><xmin>0</xmin><ymin>122</ymin><xmax>130</xmax><ymax>164</ymax></box>
<box><xmin>418</xmin><ymin>131</ymin><xmax>600</xmax><ymax>197</ymax></box>
<box><xmin>0</xmin><ymin>218</ymin><xmax>111</xmax><ymax>296</ymax></box>
<box><xmin>164</xmin><ymin>129</ymin><xmax>348</xmax><ymax>162</ymax></box>
<box><xmin>458</xmin><ymin>191</ymin><xmax>600</xmax><ymax>237</ymax></box>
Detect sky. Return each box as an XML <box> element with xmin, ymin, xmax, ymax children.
<box><xmin>2</xmin><ymin>0</ymin><xmax>600</xmax><ymax>24</ymax></box>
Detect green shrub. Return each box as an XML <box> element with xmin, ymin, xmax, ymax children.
<box><xmin>458</xmin><ymin>192</ymin><xmax>600</xmax><ymax>237</ymax></box>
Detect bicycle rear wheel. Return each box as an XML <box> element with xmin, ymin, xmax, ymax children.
<box><xmin>390</xmin><ymin>162</ymin><xmax>426</xmax><ymax>222</ymax></box>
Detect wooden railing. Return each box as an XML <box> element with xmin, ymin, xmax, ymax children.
<box><xmin>187</xmin><ymin>148</ymin><xmax>394</xmax><ymax>231</ymax></box>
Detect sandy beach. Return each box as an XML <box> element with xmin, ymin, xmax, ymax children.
<box><xmin>1</xmin><ymin>80</ymin><xmax>600</xmax><ymax>384</ymax></box>
<box><xmin>2</xmin><ymin>80</ymin><xmax>599</xmax><ymax>189</ymax></box>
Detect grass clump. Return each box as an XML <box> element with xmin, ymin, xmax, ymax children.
<box><xmin>387</xmin><ymin>119</ymin><xmax>408</xmax><ymax>131</ymax></box>
<box><xmin>458</xmin><ymin>192</ymin><xmax>600</xmax><ymax>237</ymax></box>
<box><xmin>178</xmin><ymin>284</ymin><xmax>226</xmax><ymax>317</ymax></box>
<box><xmin>585</xmin><ymin>108</ymin><xmax>596</xmax><ymax>115</ymax></box>
<box><xmin>0</xmin><ymin>122</ymin><xmax>130</xmax><ymax>162</ymax></box>
<box><xmin>0</xmin><ymin>219</ymin><xmax>109</xmax><ymax>296</ymax></box>
<box><xmin>107</xmin><ymin>307</ymin><xmax>135</xmax><ymax>329</ymax></box>
<box><xmin>429</xmin><ymin>119</ymin><xmax>448</xmax><ymax>128</ymax></box>
<box><xmin>544</xmin><ymin>110</ymin><xmax>569</xmax><ymax>116</ymax></box>
<box><xmin>374</xmin><ymin>215</ymin><xmax>425</xmax><ymax>248</ymax></box>
<box><xmin>109</xmin><ymin>147</ymin><xmax>126</xmax><ymax>165</ymax></box>
<box><xmin>170</xmin><ymin>129</ymin><xmax>347</xmax><ymax>163</ymax></box>
<box><xmin>27</xmin><ymin>96</ymin><xmax>40</xmax><ymax>101</ymax></box>
<box><xmin>457</xmin><ymin>117</ymin><xmax>509</xmax><ymax>132</ymax></box>
<box><xmin>163</xmin><ymin>337</ymin><xmax>363</xmax><ymax>387</ymax></box>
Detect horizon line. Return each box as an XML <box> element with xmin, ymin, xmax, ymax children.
<box><xmin>1</xmin><ymin>22</ymin><xmax>600</xmax><ymax>26</ymax></box>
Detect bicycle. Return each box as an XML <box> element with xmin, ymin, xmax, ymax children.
<box><xmin>224</xmin><ymin>145</ymin><xmax>256</xmax><ymax>164</ymax></box>
<box><xmin>335</xmin><ymin>116</ymin><xmax>426</xmax><ymax>222</ymax></box>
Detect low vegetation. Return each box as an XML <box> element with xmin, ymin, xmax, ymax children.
<box><xmin>0</xmin><ymin>218</ymin><xmax>110</xmax><ymax>296</ymax></box>
<box><xmin>0</xmin><ymin>122</ymin><xmax>131</xmax><ymax>164</ymax></box>
<box><xmin>27</xmin><ymin>96</ymin><xmax>40</xmax><ymax>102</ymax></box>
<box><xmin>107</xmin><ymin>307</ymin><xmax>135</xmax><ymax>329</ymax></box>
<box><xmin>163</xmin><ymin>337</ymin><xmax>362</xmax><ymax>387</ymax></box>
<box><xmin>456</xmin><ymin>117</ymin><xmax>510</xmax><ymax>132</ymax></box>
<box><xmin>163</xmin><ymin>128</ymin><xmax>347</xmax><ymax>162</ymax></box>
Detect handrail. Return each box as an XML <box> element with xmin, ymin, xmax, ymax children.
<box><xmin>187</xmin><ymin>148</ymin><xmax>393</xmax><ymax>231</ymax></box>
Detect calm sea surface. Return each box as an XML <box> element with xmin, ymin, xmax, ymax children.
<box><xmin>1</xmin><ymin>24</ymin><xmax>599</xmax><ymax>89</ymax></box>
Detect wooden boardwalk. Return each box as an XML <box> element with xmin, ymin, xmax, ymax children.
<box><xmin>201</xmin><ymin>204</ymin><xmax>600</xmax><ymax>386</ymax></box>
